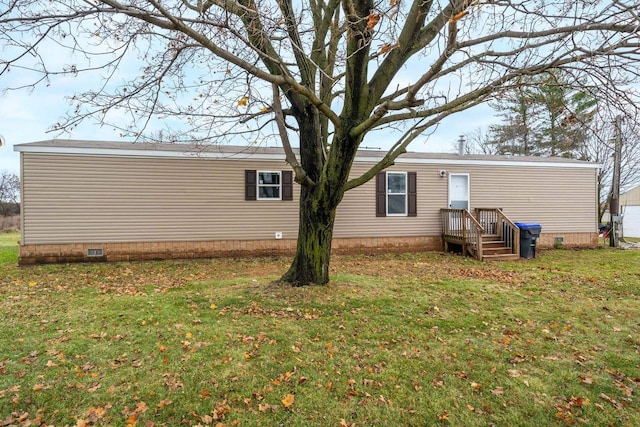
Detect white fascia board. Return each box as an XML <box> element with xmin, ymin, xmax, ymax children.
<box><xmin>15</xmin><ymin>144</ymin><xmax>601</xmax><ymax>169</ymax></box>
<box><xmin>357</xmin><ymin>156</ymin><xmax>601</xmax><ymax>169</ymax></box>
<box><xmin>13</xmin><ymin>145</ymin><xmax>288</xmax><ymax>161</ymax></box>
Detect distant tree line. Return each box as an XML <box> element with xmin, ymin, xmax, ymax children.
<box><xmin>0</xmin><ymin>171</ymin><xmax>20</xmax><ymax>217</ymax></box>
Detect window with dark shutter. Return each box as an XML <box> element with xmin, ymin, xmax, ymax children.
<box><xmin>245</xmin><ymin>170</ymin><xmax>257</xmax><ymax>200</ymax></box>
<box><xmin>376</xmin><ymin>171</ymin><xmax>417</xmax><ymax>217</ymax></box>
<box><xmin>376</xmin><ymin>172</ymin><xmax>386</xmax><ymax>217</ymax></box>
<box><xmin>408</xmin><ymin>172</ymin><xmax>417</xmax><ymax>217</ymax></box>
<box><xmin>282</xmin><ymin>170</ymin><xmax>293</xmax><ymax>201</ymax></box>
<box><xmin>246</xmin><ymin>170</ymin><xmax>293</xmax><ymax>201</ymax></box>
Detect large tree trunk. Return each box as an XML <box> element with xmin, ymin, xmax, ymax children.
<box><xmin>281</xmin><ymin>185</ymin><xmax>337</xmax><ymax>286</ymax></box>
<box><xmin>279</xmin><ymin>104</ymin><xmax>342</xmax><ymax>286</ymax></box>
<box><xmin>279</xmin><ymin>114</ymin><xmax>358</xmax><ymax>285</ymax></box>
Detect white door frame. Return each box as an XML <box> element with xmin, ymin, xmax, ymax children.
<box><xmin>448</xmin><ymin>173</ymin><xmax>470</xmax><ymax>210</ymax></box>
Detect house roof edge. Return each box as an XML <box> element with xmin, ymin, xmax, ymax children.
<box><xmin>14</xmin><ymin>139</ymin><xmax>601</xmax><ymax>169</ymax></box>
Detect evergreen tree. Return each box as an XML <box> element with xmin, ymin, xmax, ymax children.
<box><xmin>487</xmin><ymin>86</ymin><xmax>541</xmax><ymax>156</ymax></box>
<box><xmin>487</xmin><ymin>72</ymin><xmax>597</xmax><ymax>158</ymax></box>
<box><xmin>535</xmin><ymin>73</ymin><xmax>597</xmax><ymax>158</ymax></box>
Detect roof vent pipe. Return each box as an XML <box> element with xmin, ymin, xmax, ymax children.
<box><xmin>457</xmin><ymin>135</ymin><xmax>465</xmax><ymax>155</ymax></box>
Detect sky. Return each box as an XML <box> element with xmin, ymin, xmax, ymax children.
<box><xmin>0</xmin><ymin>73</ymin><xmax>496</xmax><ymax>176</ymax></box>
<box><xmin>0</xmin><ymin>9</ymin><xmax>499</xmax><ymax>176</ymax></box>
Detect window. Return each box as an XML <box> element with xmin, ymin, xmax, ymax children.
<box><xmin>245</xmin><ymin>170</ymin><xmax>293</xmax><ymax>201</ymax></box>
<box><xmin>258</xmin><ymin>171</ymin><xmax>281</xmax><ymax>200</ymax></box>
<box><xmin>376</xmin><ymin>171</ymin><xmax>417</xmax><ymax>217</ymax></box>
<box><xmin>387</xmin><ymin>172</ymin><xmax>407</xmax><ymax>215</ymax></box>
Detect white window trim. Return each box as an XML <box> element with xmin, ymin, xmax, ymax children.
<box><xmin>257</xmin><ymin>170</ymin><xmax>282</xmax><ymax>200</ymax></box>
<box><xmin>387</xmin><ymin>171</ymin><xmax>408</xmax><ymax>216</ymax></box>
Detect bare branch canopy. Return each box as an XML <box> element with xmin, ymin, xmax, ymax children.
<box><xmin>2</xmin><ymin>0</ymin><xmax>639</xmax><ymax>284</ymax></box>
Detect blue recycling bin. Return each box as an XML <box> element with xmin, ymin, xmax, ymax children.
<box><xmin>515</xmin><ymin>222</ymin><xmax>542</xmax><ymax>259</ymax></box>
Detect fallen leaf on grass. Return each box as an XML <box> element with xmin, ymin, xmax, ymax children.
<box><xmin>258</xmin><ymin>403</ymin><xmax>277</xmax><ymax>413</ymax></box>
<box><xmin>281</xmin><ymin>393</ymin><xmax>295</xmax><ymax>408</ymax></box>
<box><xmin>599</xmin><ymin>393</ymin><xmax>624</xmax><ymax>409</ymax></box>
<box><xmin>213</xmin><ymin>400</ymin><xmax>231</xmax><ymax>420</ymax></box>
<box><xmin>579</xmin><ymin>375</ymin><xmax>593</xmax><ymax>385</ymax></box>
<box><xmin>157</xmin><ymin>399</ymin><xmax>172</xmax><ymax>408</ymax></box>
<box><xmin>432</xmin><ymin>374</ymin><xmax>444</xmax><ymax>388</ymax></box>
<box><xmin>490</xmin><ymin>387</ymin><xmax>504</xmax><ymax>395</ymax></box>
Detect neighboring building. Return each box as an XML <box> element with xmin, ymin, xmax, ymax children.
<box><xmin>620</xmin><ymin>185</ymin><xmax>640</xmax><ymax>238</ymax></box>
<box><xmin>14</xmin><ymin>140</ymin><xmax>600</xmax><ymax>265</ymax></box>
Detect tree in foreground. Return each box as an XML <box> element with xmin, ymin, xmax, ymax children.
<box><xmin>1</xmin><ymin>1</ymin><xmax>639</xmax><ymax>285</ymax></box>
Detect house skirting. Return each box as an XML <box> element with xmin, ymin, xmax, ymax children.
<box><xmin>17</xmin><ymin>236</ymin><xmax>443</xmax><ymax>265</ymax></box>
<box><xmin>537</xmin><ymin>232</ymin><xmax>599</xmax><ymax>248</ymax></box>
<box><xmin>17</xmin><ymin>232</ymin><xmax>597</xmax><ymax>265</ymax></box>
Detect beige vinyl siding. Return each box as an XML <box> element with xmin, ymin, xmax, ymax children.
<box><xmin>620</xmin><ymin>185</ymin><xmax>640</xmax><ymax>206</ymax></box>
<box><xmin>21</xmin><ymin>152</ymin><xmax>598</xmax><ymax>245</ymax></box>
<box><xmin>466</xmin><ymin>165</ymin><xmax>597</xmax><ymax>233</ymax></box>
<box><xmin>334</xmin><ymin>164</ymin><xmax>444</xmax><ymax>238</ymax></box>
<box><xmin>336</xmin><ymin>163</ymin><xmax>597</xmax><ymax>237</ymax></box>
<box><xmin>22</xmin><ymin>154</ymin><xmax>300</xmax><ymax>244</ymax></box>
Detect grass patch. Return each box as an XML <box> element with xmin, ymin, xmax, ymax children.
<box><xmin>0</xmin><ymin>231</ymin><xmax>19</xmax><ymax>266</ymax></box>
<box><xmin>1</xmin><ymin>243</ymin><xmax>639</xmax><ymax>426</ymax></box>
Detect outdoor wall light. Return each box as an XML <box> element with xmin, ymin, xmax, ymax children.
<box><xmin>439</xmin><ymin>170</ymin><xmax>447</xmax><ymax>177</ymax></box>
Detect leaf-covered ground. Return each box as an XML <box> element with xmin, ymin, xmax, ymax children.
<box><xmin>1</xmin><ymin>231</ymin><xmax>639</xmax><ymax>426</ymax></box>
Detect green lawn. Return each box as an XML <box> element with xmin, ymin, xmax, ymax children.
<box><xmin>0</xmin><ymin>231</ymin><xmax>19</xmax><ymax>265</ymax></box>
<box><xmin>1</xmin><ymin>232</ymin><xmax>638</xmax><ymax>426</ymax></box>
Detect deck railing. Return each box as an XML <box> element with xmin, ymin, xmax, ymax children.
<box><xmin>441</xmin><ymin>209</ymin><xmax>485</xmax><ymax>259</ymax></box>
<box><xmin>475</xmin><ymin>208</ymin><xmax>520</xmax><ymax>257</ymax></box>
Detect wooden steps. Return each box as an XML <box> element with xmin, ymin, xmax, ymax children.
<box><xmin>469</xmin><ymin>234</ymin><xmax>520</xmax><ymax>261</ymax></box>
<box><xmin>442</xmin><ymin>208</ymin><xmax>521</xmax><ymax>262</ymax></box>
<box><xmin>482</xmin><ymin>253</ymin><xmax>520</xmax><ymax>261</ymax></box>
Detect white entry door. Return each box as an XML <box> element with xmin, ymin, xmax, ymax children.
<box><xmin>449</xmin><ymin>173</ymin><xmax>470</xmax><ymax>210</ymax></box>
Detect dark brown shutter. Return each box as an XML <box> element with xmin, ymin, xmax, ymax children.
<box><xmin>245</xmin><ymin>170</ymin><xmax>256</xmax><ymax>200</ymax></box>
<box><xmin>408</xmin><ymin>172</ymin><xmax>417</xmax><ymax>217</ymax></box>
<box><xmin>376</xmin><ymin>172</ymin><xmax>386</xmax><ymax>217</ymax></box>
<box><xmin>282</xmin><ymin>170</ymin><xmax>293</xmax><ymax>201</ymax></box>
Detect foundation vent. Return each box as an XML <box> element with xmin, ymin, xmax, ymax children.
<box><xmin>87</xmin><ymin>248</ymin><xmax>104</xmax><ymax>257</ymax></box>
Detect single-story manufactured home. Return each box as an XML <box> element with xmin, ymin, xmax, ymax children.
<box><xmin>14</xmin><ymin>140</ymin><xmax>599</xmax><ymax>265</ymax></box>
<box><xmin>620</xmin><ymin>185</ymin><xmax>640</xmax><ymax>238</ymax></box>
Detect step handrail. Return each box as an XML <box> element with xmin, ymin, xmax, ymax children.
<box><xmin>441</xmin><ymin>209</ymin><xmax>485</xmax><ymax>260</ymax></box>
<box><xmin>474</xmin><ymin>208</ymin><xmax>520</xmax><ymax>257</ymax></box>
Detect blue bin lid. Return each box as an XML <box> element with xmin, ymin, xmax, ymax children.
<box><xmin>515</xmin><ymin>222</ymin><xmax>541</xmax><ymax>229</ymax></box>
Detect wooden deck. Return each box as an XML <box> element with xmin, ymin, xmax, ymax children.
<box><xmin>441</xmin><ymin>208</ymin><xmax>520</xmax><ymax>261</ymax></box>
